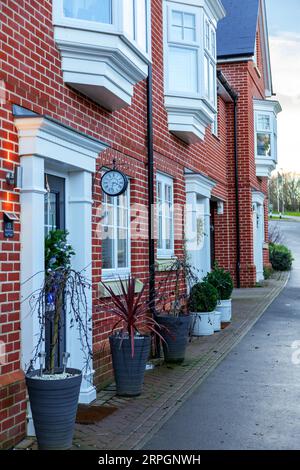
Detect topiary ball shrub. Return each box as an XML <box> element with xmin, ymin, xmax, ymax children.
<box><xmin>269</xmin><ymin>243</ymin><xmax>293</xmax><ymax>271</ymax></box>
<box><xmin>205</xmin><ymin>263</ymin><xmax>234</xmax><ymax>300</ymax></box>
<box><xmin>188</xmin><ymin>281</ymin><xmax>219</xmax><ymax>313</ymax></box>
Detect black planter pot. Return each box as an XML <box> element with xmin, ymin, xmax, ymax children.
<box><xmin>26</xmin><ymin>368</ymin><xmax>82</xmax><ymax>450</ymax></box>
<box><xmin>157</xmin><ymin>315</ymin><xmax>191</xmax><ymax>363</ymax></box>
<box><xmin>109</xmin><ymin>335</ymin><xmax>151</xmax><ymax>397</ymax></box>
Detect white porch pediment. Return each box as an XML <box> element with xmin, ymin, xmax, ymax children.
<box><xmin>14</xmin><ymin>114</ymin><xmax>108</xmax><ymax>173</ymax></box>
<box><xmin>185</xmin><ymin>170</ymin><xmax>216</xmax><ymax>198</ymax></box>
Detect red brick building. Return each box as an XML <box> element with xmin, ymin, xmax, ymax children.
<box><xmin>0</xmin><ymin>0</ymin><xmax>281</xmax><ymax>448</ymax></box>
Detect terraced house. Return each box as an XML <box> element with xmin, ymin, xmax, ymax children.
<box><xmin>0</xmin><ymin>0</ymin><xmax>281</xmax><ymax>448</ymax></box>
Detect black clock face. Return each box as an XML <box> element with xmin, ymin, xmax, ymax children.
<box><xmin>101</xmin><ymin>170</ymin><xmax>128</xmax><ymax>197</ymax></box>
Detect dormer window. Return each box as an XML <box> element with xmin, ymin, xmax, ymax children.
<box><xmin>53</xmin><ymin>0</ymin><xmax>151</xmax><ymax>111</ymax></box>
<box><xmin>163</xmin><ymin>0</ymin><xmax>225</xmax><ymax>144</ymax></box>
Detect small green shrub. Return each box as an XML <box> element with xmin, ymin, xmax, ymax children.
<box><xmin>269</xmin><ymin>243</ymin><xmax>293</xmax><ymax>271</ymax></box>
<box><xmin>263</xmin><ymin>265</ymin><xmax>273</xmax><ymax>280</ymax></box>
<box><xmin>188</xmin><ymin>281</ymin><xmax>219</xmax><ymax>313</ymax></box>
<box><xmin>204</xmin><ymin>263</ymin><xmax>234</xmax><ymax>300</ymax></box>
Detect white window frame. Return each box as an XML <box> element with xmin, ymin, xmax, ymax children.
<box><xmin>203</xmin><ymin>14</ymin><xmax>217</xmax><ymax>108</ymax></box>
<box><xmin>165</xmin><ymin>3</ymin><xmax>202</xmax><ymax>98</ymax></box>
<box><xmin>157</xmin><ymin>173</ymin><xmax>174</xmax><ymax>259</ymax></box>
<box><xmin>101</xmin><ymin>181</ymin><xmax>131</xmax><ymax>279</ymax></box>
<box><xmin>53</xmin><ymin>0</ymin><xmax>151</xmax><ymax>57</ymax></box>
<box><xmin>255</xmin><ymin>111</ymin><xmax>274</xmax><ymax>159</ymax></box>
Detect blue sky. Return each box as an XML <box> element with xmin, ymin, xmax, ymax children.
<box><xmin>265</xmin><ymin>0</ymin><xmax>300</xmax><ymax>172</ymax></box>
<box><xmin>266</xmin><ymin>0</ymin><xmax>300</xmax><ymax>35</ymax></box>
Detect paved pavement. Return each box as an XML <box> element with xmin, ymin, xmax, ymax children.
<box><xmin>144</xmin><ymin>220</ymin><xmax>300</xmax><ymax>450</ymax></box>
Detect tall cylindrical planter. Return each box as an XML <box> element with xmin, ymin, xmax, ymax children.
<box><xmin>218</xmin><ymin>299</ymin><xmax>232</xmax><ymax>323</ymax></box>
<box><xmin>26</xmin><ymin>368</ymin><xmax>82</xmax><ymax>450</ymax></box>
<box><xmin>190</xmin><ymin>312</ymin><xmax>215</xmax><ymax>336</ymax></box>
<box><xmin>156</xmin><ymin>315</ymin><xmax>191</xmax><ymax>363</ymax></box>
<box><xmin>109</xmin><ymin>335</ymin><xmax>151</xmax><ymax>397</ymax></box>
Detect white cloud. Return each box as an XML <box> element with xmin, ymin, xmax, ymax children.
<box><xmin>269</xmin><ymin>34</ymin><xmax>300</xmax><ymax>172</ymax></box>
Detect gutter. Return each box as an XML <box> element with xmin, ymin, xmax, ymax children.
<box><xmin>217</xmin><ymin>71</ymin><xmax>241</xmax><ymax>288</ymax></box>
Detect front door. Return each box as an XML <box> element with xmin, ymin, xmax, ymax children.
<box><xmin>44</xmin><ymin>174</ymin><xmax>66</xmax><ymax>368</ymax></box>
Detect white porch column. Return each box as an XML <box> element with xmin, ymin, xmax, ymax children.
<box><xmin>252</xmin><ymin>191</ymin><xmax>265</xmax><ymax>282</ymax></box>
<box><xmin>68</xmin><ymin>170</ymin><xmax>96</xmax><ymax>403</ymax></box>
<box><xmin>20</xmin><ymin>155</ymin><xmax>46</xmax><ymax>370</ymax></box>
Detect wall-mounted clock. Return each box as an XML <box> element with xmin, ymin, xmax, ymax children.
<box><xmin>100</xmin><ymin>169</ymin><xmax>128</xmax><ymax>197</ymax></box>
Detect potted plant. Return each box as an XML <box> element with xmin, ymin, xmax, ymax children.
<box><xmin>155</xmin><ymin>256</ymin><xmax>196</xmax><ymax>363</ymax></box>
<box><xmin>205</xmin><ymin>263</ymin><xmax>234</xmax><ymax>325</ymax></box>
<box><xmin>25</xmin><ymin>230</ymin><xmax>91</xmax><ymax>450</ymax></box>
<box><xmin>101</xmin><ymin>276</ymin><xmax>166</xmax><ymax>397</ymax></box>
<box><xmin>188</xmin><ymin>281</ymin><xmax>219</xmax><ymax>336</ymax></box>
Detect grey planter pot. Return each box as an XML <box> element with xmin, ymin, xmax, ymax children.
<box><xmin>157</xmin><ymin>315</ymin><xmax>191</xmax><ymax>363</ymax></box>
<box><xmin>26</xmin><ymin>368</ymin><xmax>82</xmax><ymax>450</ymax></box>
<box><xmin>109</xmin><ymin>335</ymin><xmax>151</xmax><ymax>397</ymax></box>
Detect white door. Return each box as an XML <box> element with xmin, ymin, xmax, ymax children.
<box><xmin>253</xmin><ymin>203</ymin><xmax>264</xmax><ymax>282</ymax></box>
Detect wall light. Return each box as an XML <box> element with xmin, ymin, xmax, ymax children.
<box><xmin>5</xmin><ymin>166</ymin><xmax>23</xmax><ymax>189</ymax></box>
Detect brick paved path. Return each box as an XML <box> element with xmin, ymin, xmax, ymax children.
<box><xmin>15</xmin><ymin>271</ymin><xmax>288</xmax><ymax>451</ymax></box>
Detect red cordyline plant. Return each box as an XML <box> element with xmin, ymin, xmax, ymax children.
<box><xmin>101</xmin><ymin>276</ymin><xmax>166</xmax><ymax>358</ymax></box>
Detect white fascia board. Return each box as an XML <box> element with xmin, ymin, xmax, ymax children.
<box><xmin>252</xmin><ymin>190</ymin><xmax>265</xmax><ymax>205</ymax></box>
<box><xmin>54</xmin><ymin>26</ymin><xmax>149</xmax><ymax>111</ymax></box>
<box><xmin>185</xmin><ymin>171</ymin><xmax>216</xmax><ymax>198</ymax></box>
<box><xmin>256</xmin><ymin>160</ymin><xmax>276</xmax><ymax>178</ymax></box>
<box><xmin>14</xmin><ymin>117</ymin><xmax>108</xmax><ymax>173</ymax></box>
<box><xmin>165</xmin><ymin>95</ymin><xmax>215</xmax><ymax>143</ymax></box>
<box><xmin>259</xmin><ymin>0</ymin><xmax>273</xmax><ymax>97</ymax></box>
<box><xmin>254</xmin><ymin>98</ymin><xmax>282</xmax><ymax>116</ymax></box>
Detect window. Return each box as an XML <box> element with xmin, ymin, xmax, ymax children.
<box><xmin>256</xmin><ymin>113</ymin><xmax>272</xmax><ymax>157</ymax></box>
<box><xmin>63</xmin><ymin>0</ymin><xmax>112</xmax><ymax>24</ymax></box>
<box><xmin>157</xmin><ymin>173</ymin><xmax>174</xmax><ymax>258</ymax></box>
<box><xmin>166</xmin><ymin>4</ymin><xmax>200</xmax><ymax>95</ymax></box>
<box><xmin>204</xmin><ymin>15</ymin><xmax>217</xmax><ymax>107</ymax></box>
<box><xmin>102</xmin><ymin>187</ymin><xmax>130</xmax><ymax>278</ymax></box>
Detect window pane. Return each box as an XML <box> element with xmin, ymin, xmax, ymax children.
<box><xmin>205</xmin><ymin>21</ymin><xmax>210</xmax><ymax>50</ymax></box>
<box><xmin>184</xmin><ymin>27</ymin><xmax>196</xmax><ymax>42</ymax></box>
<box><xmin>117</xmin><ymin>229</ymin><xmax>128</xmax><ymax>268</ymax></box>
<box><xmin>209</xmin><ymin>61</ymin><xmax>215</xmax><ymax>104</ymax></box>
<box><xmin>136</xmin><ymin>0</ymin><xmax>148</xmax><ymax>52</ymax></box>
<box><xmin>211</xmin><ymin>30</ymin><xmax>216</xmax><ymax>57</ymax></box>
<box><xmin>257</xmin><ymin>133</ymin><xmax>271</xmax><ymax>156</ymax></box>
<box><xmin>204</xmin><ymin>55</ymin><xmax>209</xmax><ymax>98</ymax></box>
<box><xmin>44</xmin><ymin>193</ymin><xmax>57</xmax><ymax>235</ymax></box>
<box><xmin>102</xmin><ymin>227</ymin><xmax>114</xmax><ymax>269</ymax></box>
<box><xmin>257</xmin><ymin>114</ymin><xmax>271</xmax><ymax>131</ymax></box>
<box><xmin>171</xmin><ymin>25</ymin><xmax>183</xmax><ymax>41</ymax></box>
<box><xmin>63</xmin><ymin>0</ymin><xmax>112</xmax><ymax>24</ymax></box>
<box><xmin>183</xmin><ymin>13</ymin><xmax>195</xmax><ymax>28</ymax></box>
<box><xmin>169</xmin><ymin>46</ymin><xmax>198</xmax><ymax>93</ymax></box>
<box><xmin>172</xmin><ymin>11</ymin><xmax>183</xmax><ymax>27</ymax></box>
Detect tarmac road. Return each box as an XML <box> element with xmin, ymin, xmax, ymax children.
<box><xmin>144</xmin><ymin>220</ymin><xmax>300</xmax><ymax>450</ymax></box>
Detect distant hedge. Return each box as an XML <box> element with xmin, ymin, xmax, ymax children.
<box><xmin>269</xmin><ymin>243</ymin><xmax>293</xmax><ymax>271</ymax></box>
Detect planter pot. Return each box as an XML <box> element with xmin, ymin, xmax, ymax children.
<box><xmin>109</xmin><ymin>335</ymin><xmax>151</xmax><ymax>397</ymax></box>
<box><xmin>218</xmin><ymin>299</ymin><xmax>232</xmax><ymax>323</ymax></box>
<box><xmin>156</xmin><ymin>315</ymin><xmax>191</xmax><ymax>363</ymax></box>
<box><xmin>26</xmin><ymin>368</ymin><xmax>82</xmax><ymax>450</ymax></box>
<box><xmin>190</xmin><ymin>312</ymin><xmax>215</xmax><ymax>336</ymax></box>
<box><xmin>214</xmin><ymin>311</ymin><xmax>221</xmax><ymax>332</ymax></box>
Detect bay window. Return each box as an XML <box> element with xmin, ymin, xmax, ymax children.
<box><xmin>163</xmin><ymin>0</ymin><xmax>225</xmax><ymax>144</ymax></box>
<box><xmin>254</xmin><ymin>99</ymin><xmax>282</xmax><ymax>177</ymax></box>
<box><xmin>53</xmin><ymin>0</ymin><xmax>151</xmax><ymax>111</ymax></box>
<box><xmin>157</xmin><ymin>173</ymin><xmax>174</xmax><ymax>258</ymax></box>
<box><xmin>102</xmin><ymin>188</ymin><xmax>130</xmax><ymax>278</ymax></box>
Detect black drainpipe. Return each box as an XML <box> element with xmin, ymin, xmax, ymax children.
<box><xmin>217</xmin><ymin>71</ymin><xmax>241</xmax><ymax>288</ymax></box>
<box><xmin>147</xmin><ymin>64</ymin><xmax>160</xmax><ymax>354</ymax></box>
